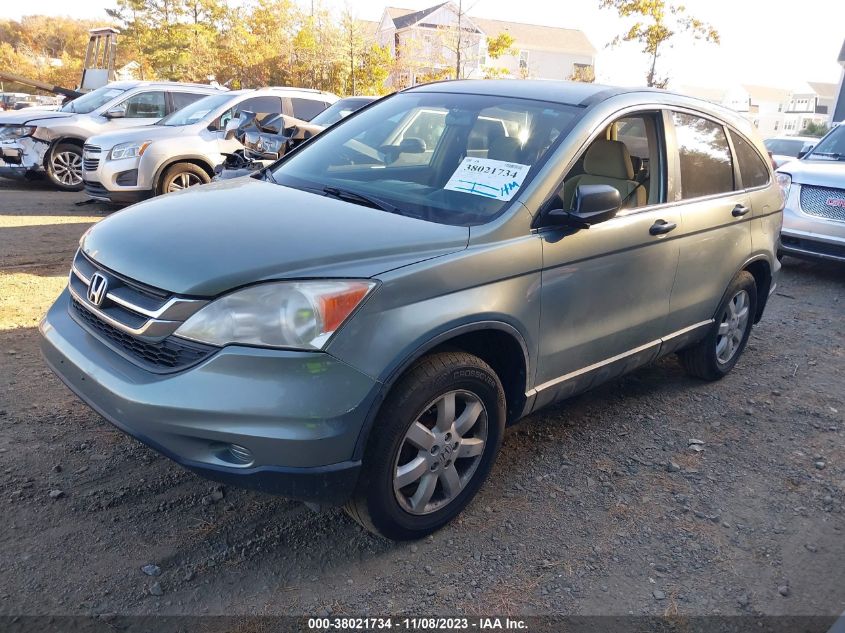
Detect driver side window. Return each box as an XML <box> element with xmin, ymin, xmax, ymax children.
<box><xmin>121</xmin><ymin>91</ymin><xmax>166</xmax><ymax>118</ymax></box>
<box><xmin>559</xmin><ymin>112</ymin><xmax>665</xmax><ymax>213</ymax></box>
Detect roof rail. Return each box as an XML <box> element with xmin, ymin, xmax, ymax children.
<box><xmin>262</xmin><ymin>86</ymin><xmax>326</xmax><ymax>94</ymax></box>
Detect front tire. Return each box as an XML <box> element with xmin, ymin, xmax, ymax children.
<box><xmin>158</xmin><ymin>162</ymin><xmax>211</xmax><ymax>194</ymax></box>
<box><xmin>46</xmin><ymin>142</ymin><xmax>83</xmax><ymax>191</ymax></box>
<box><xmin>346</xmin><ymin>352</ymin><xmax>506</xmax><ymax>540</ymax></box>
<box><xmin>678</xmin><ymin>271</ymin><xmax>757</xmax><ymax>381</ymax></box>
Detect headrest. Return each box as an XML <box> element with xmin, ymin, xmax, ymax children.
<box><xmin>584</xmin><ymin>139</ymin><xmax>634</xmax><ymax>180</ymax></box>
<box><xmin>630</xmin><ymin>155</ymin><xmax>643</xmax><ymax>174</ymax></box>
<box><xmin>488</xmin><ymin>137</ymin><xmax>522</xmax><ymax>163</ymax></box>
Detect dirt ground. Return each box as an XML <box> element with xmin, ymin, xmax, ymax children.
<box><xmin>1</xmin><ymin>177</ymin><xmax>843</xmax><ymax>621</ymax></box>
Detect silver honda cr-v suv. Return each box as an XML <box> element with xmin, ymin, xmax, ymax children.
<box><xmin>40</xmin><ymin>80</ymin><xmax>783</xmax><ymax>540</ymax></box>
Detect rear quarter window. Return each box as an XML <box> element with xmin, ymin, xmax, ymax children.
<box><xmin>729</xmin><ymin>130</ymin><xmax>770</xmax><ymax>188</ymax></box>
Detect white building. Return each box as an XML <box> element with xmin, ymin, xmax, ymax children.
<box><xmin>782</xmin><ymin>82</ymin><xmax>837</xmax><ymax>134</ymax></box>
<box><xmin>375</xmin><ymin>3</ymin><xmax>596</xmax><ymax>88</ymax></box>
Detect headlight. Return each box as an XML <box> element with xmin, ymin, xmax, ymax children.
<box><xmin>776</xmin><ymin>172</ymin><xmax>791</xmax><ymax>205</ymax></box>
<box><xmin>0</xmin><ymin>125</ymin><xmax>36</xmax><ymax>140</ymax></box>
<box><xmin>173</xmin><ymin>280</ymin><xmax>377</xmax><ymax>349</ymax></box>
<box><xmin>109</xmin><ymin>140</ymin><xmax>152</xmax><ymax>160</ymax></box>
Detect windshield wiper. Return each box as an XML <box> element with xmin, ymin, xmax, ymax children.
<box><xmin>322</xmin><ymin>186</ymin><xmax>402</xmax><ymax>215</ymax></box>
<box><xmin>809</xmin><ymin>151</ymin><xmax>843</xmax><ymax>160</ymax></box>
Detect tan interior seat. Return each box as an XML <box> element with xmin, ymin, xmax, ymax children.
<box><xmin>487</xmin><ymin>137</ymin><xmax>523</xmax><ymax>163</ymax></box>
<box><xmin>561</xmin><ymin>139</ymin><xmax>646</xmax><ymax>210</ymax></box>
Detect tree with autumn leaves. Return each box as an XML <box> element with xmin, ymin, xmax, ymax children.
<box><xmin>600</xmin><ymin>0</ymin><xmax>719</xmax><ymax>88</ymax></box>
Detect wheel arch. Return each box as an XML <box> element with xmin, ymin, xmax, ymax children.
<box><xmin>740</xmin><ymin>255</ymin><xmax>773</xmax><ymax>323</ymax></box>
<box><xmin>153</xmin><ymin>155</ymin><xmax>216</xmax><ymax>192</ymax></box>
<box><xmin>351</xmin><ymin>321</ymin><xmax>531</xmax><ymax>461</ymax></box>
<box><xmin>42</xmin><ymin>136</ymin><xmax>85</xmax><ymax>170</ymax></box>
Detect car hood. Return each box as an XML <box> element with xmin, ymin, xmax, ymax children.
<box><xmin>81</xmin><ymin>177</ymin><xmax>469</xmax><ymax>296</ymax></box>
<box><xmin>0</xmin><ymin>110</ymin><xmax>76</xmax><ymax>125</ymax></box>
<box><xmin>778</xmin><ymin>158</ymin><xmax>845</xmax><ymax>188</ymax></box>
<box><xmin>88</xmin><ymin>124</ymin><xmax>194</xmax><ymax>150</ymax></box>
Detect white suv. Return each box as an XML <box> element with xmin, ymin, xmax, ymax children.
<box><xmin>82</xmin><ymin>88</ymin><xmax>338</xmax><ymax>203</ymax></box>
<box><xmin>0</xmin><ymin>81</ymin><xmax>227</xmax><ymax>191</ymax></box>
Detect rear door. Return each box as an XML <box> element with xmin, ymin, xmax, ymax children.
<box><xmin>287</xmin><ymin>97</ymin><xmax>329</xmax><ymax>121</ymax></box>
<box><xmin>662</xmin><ymin>110</ymin><xmax>753</xmax><ymax>339</ymax></box>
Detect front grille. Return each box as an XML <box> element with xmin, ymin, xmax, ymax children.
<box><xmin>800</xmin><ymin>185</ymin><xmax>845</xmax><ymax>222</ymax></box>
<box><xmin>82</xmin><ymin>144</ymin><xmax>101</xmax><ymax>172</ymax></box>
<box><xmin>67</xmin><ymin>250</ymin><xmax>213</xmax><ymax>373</ymax></box>
<box><xmin>70</xmin><ymin>299</ymin><xmax>215</xmax><ymax>372</ymax></box>
<box><xmin>83</xmin><ymin>180</ymin><xmax>109</xmax><ymax>198</ymax></box>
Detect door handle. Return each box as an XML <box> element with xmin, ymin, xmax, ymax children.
<box><xmin>732</xmin><ymin>204</ymin><xmax>751</xmax><ymax>217</ymax></box>
<box><xmin>649</xmin><ymin>219</ymin><xmax>677</xmax><ymax>235</ymax></box>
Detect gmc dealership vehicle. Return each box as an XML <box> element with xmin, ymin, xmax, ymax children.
<box><xmin>0</xmin><ymin>81</ymin><xmax>226</xmax><ymax>190</ymax></box>
<box><xmin>41</xmin><ymin>80</ymin><xmax>782</xmax><ymax>540</ymax></box>
<box><xmin>82</xmin><ymin>88</ymin><xmax>338</xmax><ymax>203</ymax></box>
<box><xmin>777</xmin><ymin>123</ymin><xmax>845</xmax><ymax>262</ymax></box>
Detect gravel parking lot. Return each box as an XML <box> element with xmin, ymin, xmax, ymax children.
<box><xmin>1</xmin><ymin>177</ymin><xmax>843</xmax><ymax>621</ymax></box>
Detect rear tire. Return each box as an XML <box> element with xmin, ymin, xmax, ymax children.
<box><xmin>46</xmin><ymin>142</ymin><xmax>83</xmax><ymax>191</ymax></box>
<box><xmin>678</xmin><ymin>271</ymin><xmax>757</xmax><ymax>381</ymax></box>
<box><xmin>345</xmin><ymin>352</ymin><xmax>506</xmax><ymax>540</ymax></box>
<box><xmin>158</xmin><ymin>162</ymin><xmax>210</xmax><ymax>194</ymax></box>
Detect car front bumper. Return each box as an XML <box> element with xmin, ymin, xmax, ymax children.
<box><xmin>781</xmin><ymin>184</ymin><xmax>845</xmax><ymax>262</ymax></box>
<box><xmin>40</xmin><ymin>289</ymin><xmax>382</xmax><ymax>503</ymax></box>
<box><xmin>0</xmin><ymin>138</ymin><xmax>46</xmax><ymax>177</ymax></box>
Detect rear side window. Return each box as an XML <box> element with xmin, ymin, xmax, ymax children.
<box><xmin>291</xmin><ymin>97</ymin><xmax>328</xmax><ymax>121</ymax></box>
<box><xmin>123</xmin><ymin>91</ymin><xmax>167</xmax><ymax>118</ymax></box>
<box><xmin>170</xmin><ymin>91</ymin><xmax>206</xmax><ymax>111</ymax></box>
<box><xmin>729</xmin><ymin>130</ymin><xmax>770</xmax><ymax>188</ymax></box>
<box><xmin>672</xmin><ymin>112</ymin><xmax>734</xmax><ymax>199</ymax></box>
<box><xmin>236</xmin><ymin>96</ymin><xmax>283</xmax><ymax>116</ymax></box>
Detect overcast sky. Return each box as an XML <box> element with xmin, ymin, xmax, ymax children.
<box><xmin>2</xmin><ymin>0</ymin><xmax>843</xmax><ymax>90</ymax></box>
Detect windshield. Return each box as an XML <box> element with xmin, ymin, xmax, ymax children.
<box><xmin>272</xmin><ymin>92</ymin><xmax>581</xmax><ymax>226</ymax></box>
<box><xmin>310</xmin><ymin>97</ymin><xmax>376</xmax><ymax>127</ymax></box>
<box><xmin>61</xmin><ymin>86</ymin><xmax>127</xmax><ymax>114</ymax></box>
<box><xmin>157</xmin><ymin>93</ymin><xmax>234</xmax><ymax>126</ymax></box>
<box><xmin>805</xmin><ymin>126</ymin><xmax>845</xmax><ymax>160</ymax></box>
<box><xmin>764</xmin><ymin>138</ymin><xmax>808</xmax><ymax>157</ymax></box>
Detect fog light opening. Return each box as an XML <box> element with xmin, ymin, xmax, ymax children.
<box><xmin>214</xmin><ymin>442</ymin><xmax>254</xmax><ymax>467</ymax></box>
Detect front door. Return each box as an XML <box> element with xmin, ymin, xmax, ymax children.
<box><xmin>534</xmin><ymin>110</ymin><xmax>681</xmax><ymax>408</ymax></box>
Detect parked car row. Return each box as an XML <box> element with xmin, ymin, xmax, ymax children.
<box><xmin>0</xmin><ymin>80</ymin><xmax>377</xmax><ymax>198</ymax></box>
<box><xmin>41</xmin><ymin>79</ymin><xmax>789</xmax><ymax>539</ymax></box>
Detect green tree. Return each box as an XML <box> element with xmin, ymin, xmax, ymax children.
<box><xmin>798</xmin><ymin>121</ymin><xmax>828</xmax><ymax>137</ymax></box>
<box><xmin>599</xmin><ymin>0</ymin><xmax>719</xmax><ymax>88</ymax></box>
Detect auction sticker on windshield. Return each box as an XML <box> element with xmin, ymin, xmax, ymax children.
<box><xmin>444</xmin><ymin>157</ymin><xmax>531</xmax><ymax>201</ymax></box>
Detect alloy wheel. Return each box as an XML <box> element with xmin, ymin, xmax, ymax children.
<box><xmin>716</xmin><ymin>289</ymin><xmax>750</xmax><ymax>364</ymax></box>
<box><xmin>51</xmin><ymin>150</ymin><xmax>82</xmax><ymax>187</ymax></box>
<box><xmin>393</xmin><ymin>390</ymin><xmax>488</xmax><ymax>515</ymax></box>
<box><xmin>166</xmin><ymin>172</ymin><xmax>203</xmax><ymax>192</ymax></box>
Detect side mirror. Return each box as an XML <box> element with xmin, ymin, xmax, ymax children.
<box><xmin>797</xmin><ymin>150</ymin><xmax>808</xmax><ymax>159</ymax></box>
<box><xmin>542</xmin><ymin>184</ymin><xmax>621</xmax><ymax>229</ymax></box>
<box><xmin>104</xmin><ymin>106</ymin><xmax>126</xmax><ymax>119</ymax></box>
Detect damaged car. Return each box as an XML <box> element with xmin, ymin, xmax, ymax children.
<box><xmin>0</xmin><ymin>80</ymin><xmax>227</xmax><ymax>191</ymax></box>
<box><xmin>82</xmin><ymin>88</ymin><xmax>337</xmax><ymax>203</ymax></box>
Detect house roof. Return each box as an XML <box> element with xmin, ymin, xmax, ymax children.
<box><xmin>471</xmin><ymin>17</ymin><xmax>595</xmax><ymax>56</ymax></box>
<box><xmin>806</xmin><ymin>81</ymin><xmax>838</xmax><ymax>99</ymax></box>
<box><xmin>390</xmin><ymin>3</ymin><xmax>450</xmax><ymax>29</ymax></box>
<box><xmin>741</xmin><ymin>84</ymin><xmax>790</xmax><ymax>104</ymax></box>
<box><xmin>357</xmin><ymin>19</ymin><xmax>380</xmax><ymax>38</ymax></box>
<box><xmin>382</xmin><ymin>4</ymin><xmax>595</xmax><ymax>57</ymax></box>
